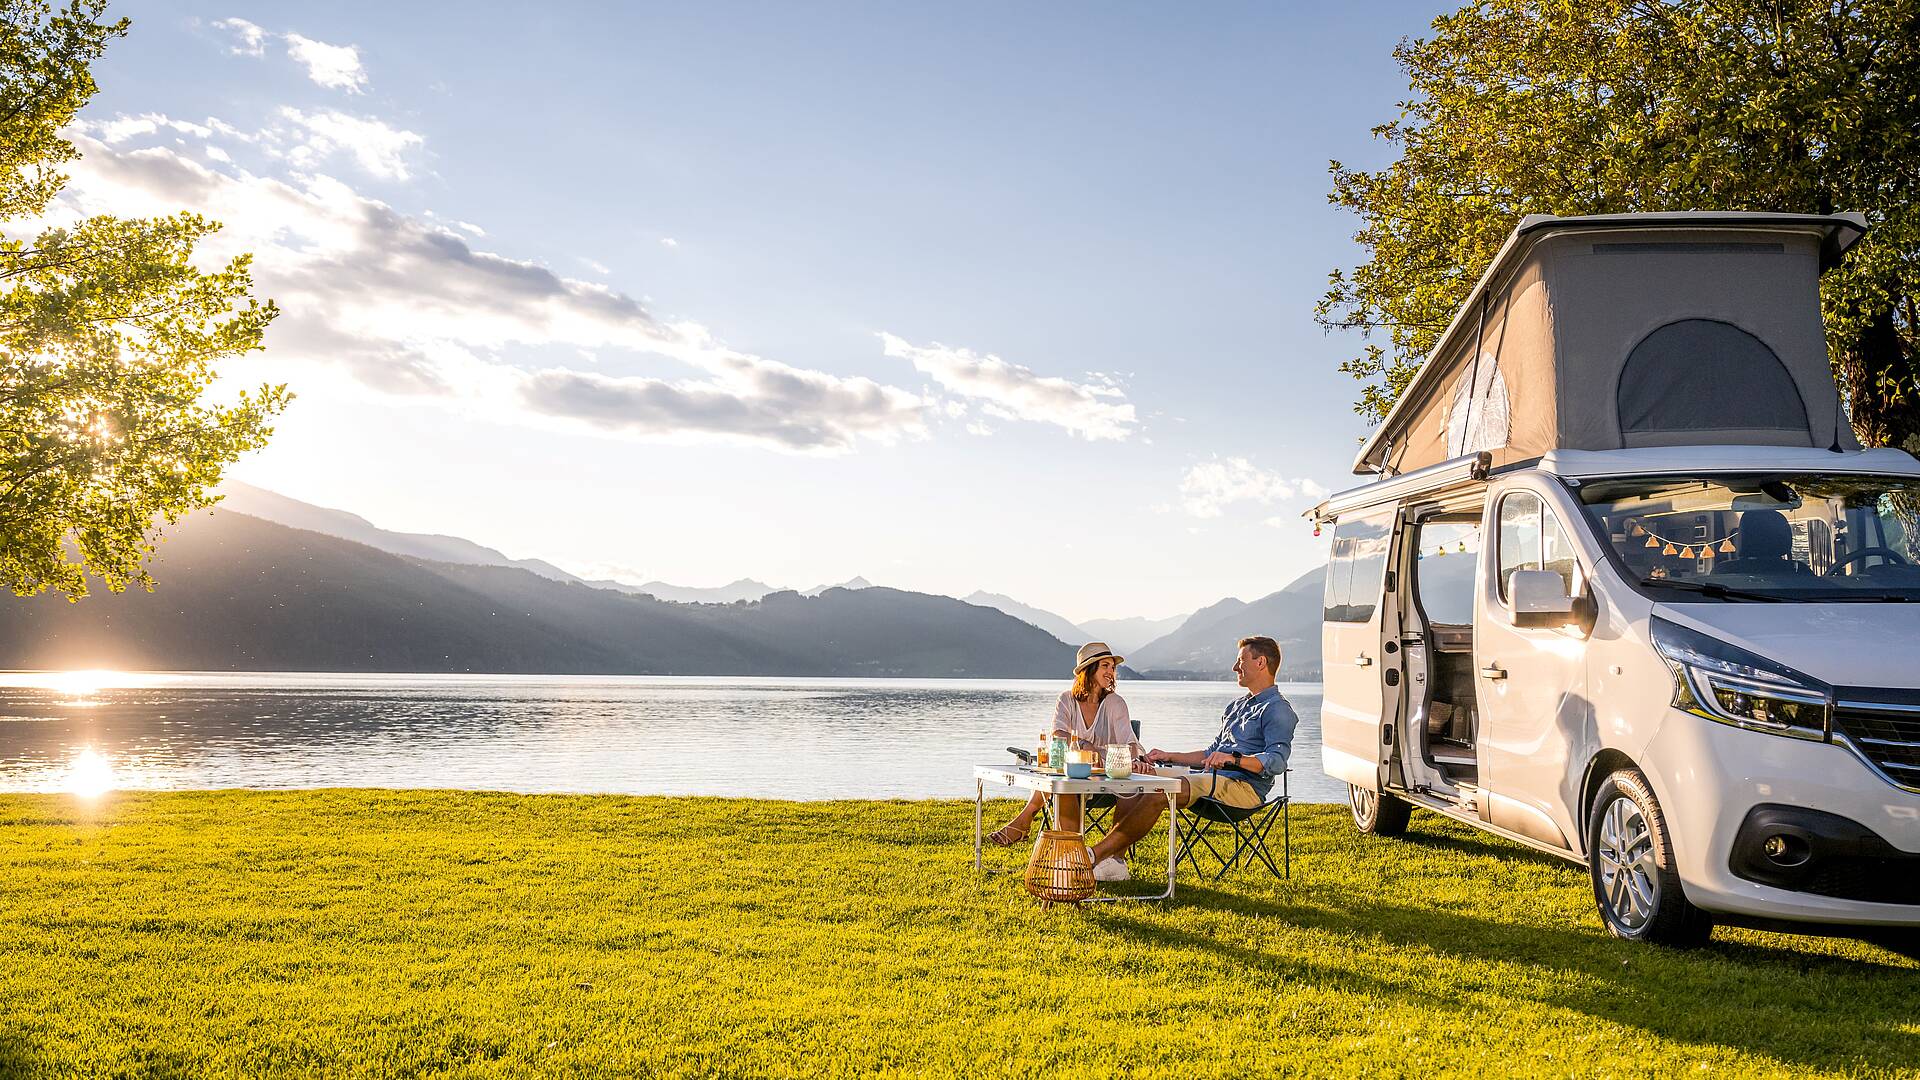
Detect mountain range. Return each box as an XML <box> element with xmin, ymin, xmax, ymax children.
<box><xmin>0</xmin><ymin>510</ymin><xmax>1085</xmax><ymax>677</ymax></box>
<box><xmin>11</xmin><ymin>483</ymin><xmax>1330</xmax><ymax>678</ymax></box>
<box><xmin>1124</xmin><ymin>566</ymin><xmax>1327</xmax><ymax>680</ymax></box>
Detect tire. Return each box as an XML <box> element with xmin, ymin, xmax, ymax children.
<box><xmin>1587</xmin><ymin>767</ymin><xmax>1712</xmax><ymax>946</ymax></box>
<box><xmin>1349</xmin><ymin>783</ymin><xmax>1412</xmax><ymax>837</ymax></box>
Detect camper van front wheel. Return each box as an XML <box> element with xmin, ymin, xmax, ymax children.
<box><xmin>1348</xmin><ymin>784</ymin><xmax>1411</xmax><ymax>837</ymax></box>
<box><xmin>1586</xmin><ymin>769</ymin><xmax>1711</xmax><ymax>946</ymax></box>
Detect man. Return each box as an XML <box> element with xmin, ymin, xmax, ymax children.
<box><xmin>1087</xmin><ymin>635</ymin><xmax>1298</xmax><ymax>882</ymax></box>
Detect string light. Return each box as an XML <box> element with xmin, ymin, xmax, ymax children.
<box><xmin>1633</xmin><ymin>522</ymin><xmax>1742</xmax><ymax>560</ymax></box>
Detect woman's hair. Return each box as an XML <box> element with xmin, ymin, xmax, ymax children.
<box><xmin>1071</xmin><ymin>658</ymin><xmax>1113</xmax><ymax>702</ymax></box>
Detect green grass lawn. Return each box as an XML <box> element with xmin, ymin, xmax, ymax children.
<box><xmin>1</xmin><ymin>791</ymin><xmax>1915</xmax><ymax>1078</ymax></box>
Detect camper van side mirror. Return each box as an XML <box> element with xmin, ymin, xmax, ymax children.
<box><xmin>1509</xmin><ymin>569</ymin><xmax>1578</xmax><ymax>628</ymax></box>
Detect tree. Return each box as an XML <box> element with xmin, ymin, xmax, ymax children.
<box><xmin>1</xmin><ymin>0</ymin><xmax>285</xmax><ymax>599</ymax></box>
<box><xmin>1320</xmin><ymin>0</ymin><xmax>1920</xmax><ymax>450</ymax></box>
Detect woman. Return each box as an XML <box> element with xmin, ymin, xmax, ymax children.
<box><xmin>988</xmin><ymin>641</ymin><xmax>1141</xmax><ymax>849</ymax></box>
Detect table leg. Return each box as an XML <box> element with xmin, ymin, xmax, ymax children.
<box><xmin>974</xmin><ymin>778</ymin><xmax>984</xmax><ymax>873</ymax></box>
<box><xmin>1162</xmin><ymin>790</ymin><xmax>1178</xmax><ymax>901</ymax></box>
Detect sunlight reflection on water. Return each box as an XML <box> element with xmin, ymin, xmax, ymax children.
<box><xmin>0</xmin><ymin>673</ymin><xmax>1338</xmax><ymax>802</ymax></box>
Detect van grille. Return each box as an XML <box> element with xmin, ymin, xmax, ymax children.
<box><xmin>1832</xmin><ymin>696</ymin><xmax>1920</xmax><ymax>791</ymax></box>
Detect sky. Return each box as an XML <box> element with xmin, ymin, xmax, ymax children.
<box><xmin>65</xmin><ymin>1</ymin><xmax>1448</xmax><ymax>624</ymax></box>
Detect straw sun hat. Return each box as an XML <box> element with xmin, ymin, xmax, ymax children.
<box><xmin>1074</xmin><ymin>642</ymin><xmax>1123</xmax><ymax>674</ymax></box>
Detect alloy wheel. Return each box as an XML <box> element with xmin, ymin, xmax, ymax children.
<box><xmin>1350</xmin><ymin>784</ymin><xmax>1377</xmax><ymax>827</ymax></box>
<box><xmin>1596</xmin><ymin>794</ymin><xmax>1660</xmax><ymax>931</ymax></box>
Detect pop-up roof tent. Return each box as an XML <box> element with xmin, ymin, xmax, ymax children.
<box><xmin>1352</xmin><ymin>211</ymin><xmax>1869</xmax><ymax>477</ymax></box>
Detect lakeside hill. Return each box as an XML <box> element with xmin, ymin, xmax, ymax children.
<box><xmin>0</xmin><ymin>510</ymin><xmax>1084</xmax><ymax>678</ymax></box>
<box><xmin>1127</xmin><ymin>566</ymin><xmax>1327</xmax><ymax>680</ymax></box>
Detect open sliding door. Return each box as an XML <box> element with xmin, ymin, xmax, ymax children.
<box><xmin>1319</xmin><ymin>508</ymin><xmax>1400</xmax><ymax>791</ymax></box>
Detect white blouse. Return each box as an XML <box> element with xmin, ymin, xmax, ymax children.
<box><xmin>1052</xmin><ymin>690</ymin><xmax>1137</xmax><ymax>751</ymax></box>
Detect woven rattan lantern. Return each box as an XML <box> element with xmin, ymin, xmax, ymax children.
<box><xmin>1023</xmin><ymin>829</ymin><xmax>1095</xmax><ymax>905</ymax></box>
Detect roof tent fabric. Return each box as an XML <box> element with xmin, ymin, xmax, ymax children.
<box><xmin>1354</xmin><ymin>213</ymin><xmax>1866</xmax><ymax>476</ymax></box>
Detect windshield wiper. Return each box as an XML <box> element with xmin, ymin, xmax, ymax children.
<box><xmin>1639</xmin><ymin>578</ymin><xmax>1786</xmax><ymax>602</ymax></box>
<box><xmin>1812</xmin><ymin>592</ymin><xmax>1920</xmax><ymax>603</ymax></box>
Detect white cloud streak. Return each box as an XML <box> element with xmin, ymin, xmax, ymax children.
<box><xmin>878</xmin><ymin>332</ymin><xmax>1135</xmax><ymax>440</ymax></box>
<box><xmin>48</xmin><ymin>120</ymin><xmax>928</xmax><ymax>453</ymax></box>
<box><xmin>1179</xmin><ymin>457</ymin><xmax>1329</xmax><ymax>518</ymax></box>
<box><xmin>214</xmin><ymin>17</ymin><xmax>268</xmax><ymax>56</ymax></box>
<box><xmin>284</xmin><ymin>33</ymin><xmax>368</xmax><ymax>93</ymax></box>
<box><xmin>214</xmin><ymin>19</ymin><xmax>368</xmax><ymax>93</ymax></box>
<box><xmin>275</xmin><ymin>107</ymin><xmax>423</xmax><ymax>180</ymax></box>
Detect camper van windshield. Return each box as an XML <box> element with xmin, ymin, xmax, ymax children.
<box><xmin>1576</xmin><ymin>474</ymin><xmax>1920</xmax><ymax>602</ymax></box>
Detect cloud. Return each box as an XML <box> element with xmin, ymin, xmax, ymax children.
<box><xmin>48</xmin><ymin>121</ymin><xmax>929</xmax><ymax>453</ymax></box>
<box><xmin>521</xmin><ymin>364</ymin><xmax>924</xmax><ymax>451</ymax></box>
<box><xmin>214</xmin><ymin>19</ymin><xmax>367</xmax><ymax>93</ymax></box>
<box><xmin>660</xmin><ymin>237</ymin><xmax>679</xmax><ymax>248</ymax></box>
<box><xmin>284</xmin><ymin>33</ymin><xmax>368</xmax><ymax>93</ymax></box>
<box><xmin>878</xmin><ymin>332</ymin><xmax>1136</xmax><ymax>440</ymax></box>
<box><xmin>1179</xmin><ymin>457</ymin><xmax>1329</xmax><ymax>518</ymax></box>
<box><xmin>214</xmin><ymin>17</ymin><xmax>268</xmax><ymax>56</ymax></box>
<box><xmin>275</xmin><ymin>107</ymin><xmax>422</xmax><ymax>180</ymax></box>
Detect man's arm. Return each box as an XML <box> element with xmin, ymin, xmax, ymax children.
<box><xmin>1250</xmin><ymin>699</ymin><xmax>1300</xmax><ymax>775</ymax></box>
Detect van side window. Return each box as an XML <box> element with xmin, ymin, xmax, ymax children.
<box><xmin>1498</xmin><ymin>492</ymin><xmax>1581</xmax><ymax>601</ymax></box>
<box><xmin>1324</xmin><ymin>511</ymin><xmax>1392</xmax><ymax>623</ymax></box>
<box><xmin>1412</xmin><ymin>520</ymin><xmax>1481</xmax><ymax>625</ymax></box>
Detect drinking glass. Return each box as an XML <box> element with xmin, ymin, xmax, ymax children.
<box><xmin>1105</xmin><ymin>743</ymin><xmax>1133</xmax><ymax>779</ymax></box>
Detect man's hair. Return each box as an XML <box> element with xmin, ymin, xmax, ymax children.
<box><xmin>1238</xmin><ymin>636</ymin><xmax>1282</xmax><ymax>674</ymax></box>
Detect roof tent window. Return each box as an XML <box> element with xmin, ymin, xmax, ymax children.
<box><xmin>1616</xmin><ymin>319</ymin><xmax>1810</xmax><ymax>442</ymax></box>
<box><xmin>1445</xmin><ymin>353</ymin><xmax>1510</xmax><ymax>457</ymax></box>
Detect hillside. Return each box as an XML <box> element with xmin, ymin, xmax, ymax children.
<box><xmin>216</xmin><ymin>482</ymin><xmax>584</xmax><ymax>585</ymax></box>
<box><xmin>961</xmin><ymin>591</ymin><xmax>1085</xmax><ymax>646</ymax></box>
<box><xmin>1079</xmin><ymin>613</ymin><xmax>1187</xmax><ymax>655</ymax></box>
<box><xmin>1127</xmin><ymin>566</ymin><xmax>1327</xmax><ymax>679</ymax></box>
<box><xmin>0</xmin><ymin>511</ymin><xmax>1080</xmax><ymax>678</ymax></box>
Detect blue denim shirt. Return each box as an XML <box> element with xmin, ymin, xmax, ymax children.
<box><xmin>1204</xmin><ymin>685</ymin><xmax>1298</xmax><ymax>799</ymax></box>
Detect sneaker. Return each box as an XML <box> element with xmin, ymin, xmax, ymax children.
<box><xmin>1092</xmin><ymin>858</ymin><xmax>1131</xmax><ymax>882</ymax></box>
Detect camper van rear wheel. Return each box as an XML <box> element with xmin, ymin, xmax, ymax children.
<box><xmin>1349</xmin><ymin>784</ymin><xmax>1411</xmax><ymax>837</ymax></box>
<box><xmin>1586</xmin><ymin>768</ymin><xmax>1711</xmax><ymax>946</ymax></box>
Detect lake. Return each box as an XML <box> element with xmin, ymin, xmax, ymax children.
<box><xmin>0</xmin><ymin>672</ymin><xmax>1340</xmax><ymax>803</ymax></box>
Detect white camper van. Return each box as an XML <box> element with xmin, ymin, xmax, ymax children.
<box><xmin>1311</xmin><ymin>212</ymin><xmax>1920</xmax><ymax>948</ymax></box>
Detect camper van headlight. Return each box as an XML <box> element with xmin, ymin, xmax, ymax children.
<box><xmin>1649</xmin><ymin>616</ymin><xmax>1830</xmax><ymax>741</ymax></box>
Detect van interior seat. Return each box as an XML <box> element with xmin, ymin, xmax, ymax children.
<box><xmin>1424</xmin><ymin>622</ymin><xmax>1478</xmax><ymax>762</ymax></box>
<box><xmin>1713</xmin><ymin>507</ymin><xmax>1810</xmax><ymax>575</ymax></box>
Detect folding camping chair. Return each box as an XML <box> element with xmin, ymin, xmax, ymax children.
<box><xmin>1173</xmin><ymin>769</ymin><xmax>1290</xmax><ymax>881</ymax></box>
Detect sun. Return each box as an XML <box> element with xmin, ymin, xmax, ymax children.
<box><xmin>47</xmin><ymin>669</ymin><xmax>125</xmax><ymax>698</ymax></box>
<box><xmin>67</xmin><ymin>749</ymin><xmax>115</xmax><ymax>798</ymax></box>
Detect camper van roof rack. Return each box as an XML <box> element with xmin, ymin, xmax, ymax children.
<box><xmin>1309</xmin><ymin>451</ymin><xmax>1491</xmax><ymax>524</ymax></box>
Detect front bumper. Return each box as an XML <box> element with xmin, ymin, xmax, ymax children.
<box><xmin>1643</xmin><ymin>708</ymin><xmax>1920</xmax><ymax>926</ymax></box>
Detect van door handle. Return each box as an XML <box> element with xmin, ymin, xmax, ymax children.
<box><xmin>1479</xmin><ymin>665</ymin><xmax>1508</xmax><ymax>681</ymax></box>
<box><xmin>1354</xmin><ymin>655</ymin><xmax>1373</xmax><ymax>668</ymax></box>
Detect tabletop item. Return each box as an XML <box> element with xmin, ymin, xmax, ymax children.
<box><xmin>1023</xmin><ymin>830</ymin><xmax>1096</xmax><ymax>905</ymax></box>
<box><xmin>1064</xmin><ymin>745</ymin><xmax>1095</xmax><ymax>779</ymax></box>
<box><xmin>1105</xmin><ymin>743</ymin><xmax>1133</xmax><ymax>779</ymax></box>
<box><xmin>1048</xmin><ymin>735</ymin><xmax>1067</xmax><ymax>774</ymax></box>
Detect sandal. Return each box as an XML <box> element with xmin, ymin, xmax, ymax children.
<box><xmin>988</xmin><ymin>823</ymin><xmax>1030</xmax><ymax>847</ymax></box>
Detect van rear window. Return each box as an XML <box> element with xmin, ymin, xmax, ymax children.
<box><xmin>1325</xmin><ymin>512</ymin><xmax>1393</xmax><ymax>623</ymax></box>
